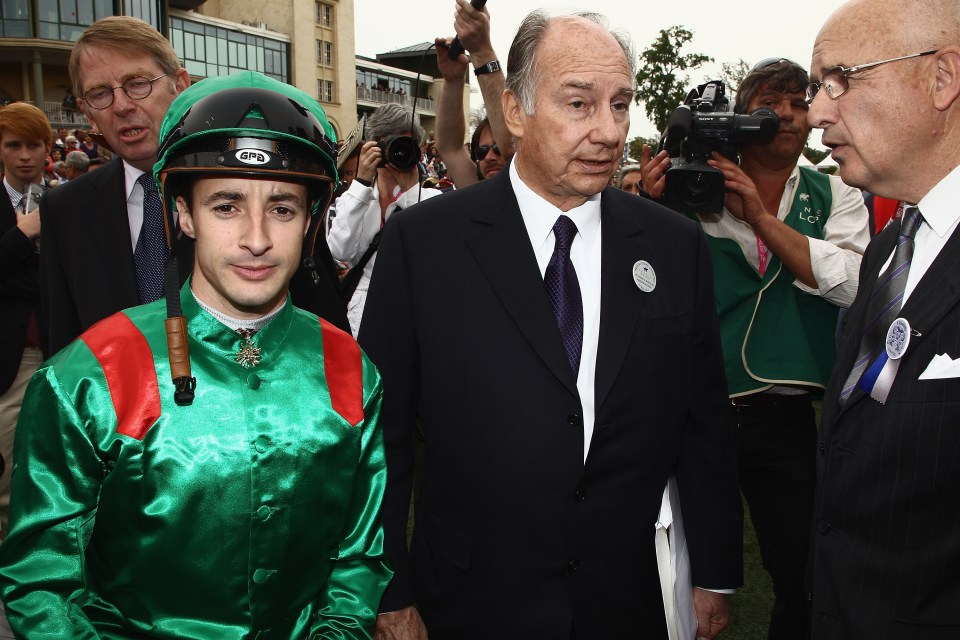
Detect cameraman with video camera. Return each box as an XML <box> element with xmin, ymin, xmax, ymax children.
<box><xmin>327</xmin><ymin>103</ymin><xmax>443</xmax><ymax>336</ymax></box>
<box><xmin>641</xmin><ymin>58</ymin><xmax>869</xmax><ymax>640</ymax></box>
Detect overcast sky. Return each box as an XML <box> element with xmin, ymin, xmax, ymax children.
<box><xmin>354</xmin><ymin>0</ymin><xmax>846</xmax><ymax>148</ymax></box>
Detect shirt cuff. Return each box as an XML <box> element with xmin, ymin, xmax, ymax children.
<box><xmin>794</xmin><ymin>236</ymin><xmax>857</xmax><ymax>307</ymax></box>
<box><xmin>696</xmin><ymin>587</ymin><xmax>736</xmax><ymax>595</ymax></box>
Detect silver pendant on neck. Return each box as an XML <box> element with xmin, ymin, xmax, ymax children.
<box><xmin>235</xmin><ymin>328</ymin><xmax>262</xmax><ymax>369</ymax></box>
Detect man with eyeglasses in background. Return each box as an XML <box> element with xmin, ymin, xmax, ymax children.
<box><xmin>38</xmin><ymin>16</ymin><xmax>191</xmax><ymax>357</ymax></box>
<box><xmin>641</xmin><ymin>57</ymin><xmax>869</xmax><ymax>639</ymax></box>
<box><xmin>40</xmin><ymin>17</ymin><xmax>350</xmax><ymax>357</ymax></box>
<box><xmin>807</xmin><ymin>2</ymin><xmax>960</xmax><ymax>637</ymax></box>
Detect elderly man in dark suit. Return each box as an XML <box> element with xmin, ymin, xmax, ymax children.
<box><xmin>807</xmin><ymin>1</ymin><xmax>960</xmax><ymax>637</ymax></box>
<box><xmin>362</xmin><ymin>10</ymin><xmax>742</xmax><ymax>640</ymax></box>
<box><xmin>41</xmin><ymin>16</ymin><xmax>349</xmax><ymax>358</ymax></box>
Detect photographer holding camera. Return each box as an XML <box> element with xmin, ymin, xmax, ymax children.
<box><xmin>327</xmin><ymin>103</ymin><xmax>443</xmax><ymax>336</ymax></box>
<box><xmin>641</xmin><ymin>58</ymin><xmax>869</xmax><ymax>640</ymax></box>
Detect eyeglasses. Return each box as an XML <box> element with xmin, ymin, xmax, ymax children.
<box><xmin>473</xmin><ymin>144</ymin><xmax>501</xmax><ymax>162</ymax></box>
<box><xmin>805</xmin><ymin>50</ymin><xmax>937</xmax><ymax>104</ymax></box>
<box><xmin>81</xmin><ymin>74</ymin><xmax>170</xmax><ymax>110</ymax></box>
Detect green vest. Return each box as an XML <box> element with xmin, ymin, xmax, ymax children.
<box><xmin>700</xmin><ymin>167</ymin><xmax>839</xmax><ymax>396</ymax></box>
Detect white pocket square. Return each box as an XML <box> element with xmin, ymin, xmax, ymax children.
<box><xmin>919</xmin><ymin>353</ymin><xmax>960</xmax><ymax>380</ymax></box>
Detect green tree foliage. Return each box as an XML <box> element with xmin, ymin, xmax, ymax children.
<box><xmin>634</xmin><ymin>26</ymin><xmax>713</xmax><ymax>135</ymax></box>
<box><xmin>626</xmin><ymin>136</ymin><xmax>660</xmax><ymax>163</ymax></box>
<box><xmin>720</xmin><ymin>59</ymin><xmax>750</xmax><ymax>95</ymax></box>
<box><xmin>804</xmin><ymin>146</ymin><xmax>829</xmax><ymax>165</ymax></box>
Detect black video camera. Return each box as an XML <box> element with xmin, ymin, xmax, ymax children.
<box><xmin>377</xmin><ymin>134</ymin><xmax>420</xmax><ymax>171</ymax></box>
<box><xmin>660</xmin><ymin>80</ymin><xmax>779</xmax><ymax>214</ymax></box>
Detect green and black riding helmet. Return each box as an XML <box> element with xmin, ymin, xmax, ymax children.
<box><xmin>153</xmin><ymin>71</ymin><xmax>339</xmax><ymax>405</ymax></box>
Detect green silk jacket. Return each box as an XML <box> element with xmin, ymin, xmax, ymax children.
<box><xmin>0</xmin><ymin>285</ymin><xmax>391</xmax><ymax>639</ymax></box>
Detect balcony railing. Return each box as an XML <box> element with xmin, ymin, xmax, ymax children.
<box><xmin>32</xmin><ymin>102</ymin><xmax>89</xmax><ymax>127</ymax></box>
<box><xmin>356</xmin><ymin>87</ymin><xmax>434</xmax><ymax>114</ymax></box>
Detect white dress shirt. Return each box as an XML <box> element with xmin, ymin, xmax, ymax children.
<box><xmin>124</xmin><ymin>160</ymin><xmax>148</xmax><ymax>252</ymax></box>
<box><xmin>5</xmin><ymin>176</ymin><xmax>47</xmax><ymax>212</ymax></box>
<box><xmin>326</xmin><ymin>179</ymin><xmax>443</xmax><ymax>336</ymax></box>
<box><xmin>883</xmin><ymin>163</ymin><xmax>960</xmax><ymax>304</ymax></box>
<box><xmin>510</xmin><ymin>159</ymin><xmax>602</xmax><ymax>463</ymax></box>
<box><xmin>697</xmin><ymin>165</ymin><xmax>869</xmax><ymax>308</ymax></box>
<box><xmin>4</xmin><ymin>177</ymin><xmax>26</xmax><ymax>211</ymax></box>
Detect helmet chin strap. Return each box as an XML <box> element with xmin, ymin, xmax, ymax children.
<box><xmin>154</xmin><ymin>73</ymin><xmax>341</xmax><ymax>407</ymax></box>
<box><xmin>164</xmin><ymin>255</ymin><xmax>196</xmax><ymax>406</ymax></box>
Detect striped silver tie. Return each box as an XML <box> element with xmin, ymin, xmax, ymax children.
<box><xmin>839</xmin><ymin>206</ymin><xmax>923</xmax><ymax>404</ymax></box>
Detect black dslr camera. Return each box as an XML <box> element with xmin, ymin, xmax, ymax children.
<box><xmin>377</xmin><ymin>134</ymin><xmax>420</xmax><ymax>170</ymax></box>
<box><xmin>660</xmin><ymin>80</ymin><xmax>779</xmax><ymax>214</ymax></box>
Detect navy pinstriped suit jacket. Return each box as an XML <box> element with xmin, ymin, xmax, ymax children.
<box><xmin>814</xmin><ymin>215</ymin><xmax>960</xmax><ymax>639</ymax></box>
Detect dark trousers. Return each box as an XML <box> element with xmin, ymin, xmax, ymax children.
<box><xmin>733</xmin><ymin>396</ymin><xmax>816</xmax><ymax>640</ymax></box>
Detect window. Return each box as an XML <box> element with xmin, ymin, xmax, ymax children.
<box><xmin>124</xmin><ymin>0</ymin><xmax>158</xmax><ymax>30</ymax></box>
<box><xmin>317</xmin><ymin>40</ymin><xmax>332</xmax><ymax>66</ymax></box>
<box><xmin>32</xmin><ymin>0</ymin><xmax>111</xmax><ymax>42</ymax></box>
<box><xmin>316</xmin><ymin>1</ymin><xmax>332</xmax><ymax>27</ymax></box>
<box><xmin>321</xmin><ymin>80</ymin><xmax>333</xmax><ymax>103</ymax></box>
<box><xmin>171</xmin><ymin>17</ymin><xmax>289</xmax><ymax>83</ymax></box>
<box><xmin>1</xmin><ymin>0</ymin><xmax>31</xmax><ymax>37</ymax></box>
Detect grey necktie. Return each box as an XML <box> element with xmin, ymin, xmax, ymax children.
<box><xmin>839</xmin><ymin>206</ymin><xmax>923</xmax><ymax>404</ymax></box>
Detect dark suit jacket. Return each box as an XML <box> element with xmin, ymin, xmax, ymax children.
<box><xmin>0</xmin><ymin>193</ymin><xmax>39</xmax><ymax>394</ymax></box>
<box><xmin>813</xmin><ymin>217</ymin><xmax>960</xmax><ymax>639</ymax></box>
<box><xmin>40</xmin><ymin>158</ymin><xmax>349</xmax><ymax>358</ymax></box>
<box><xmin>41</xmin><ymin>158</ymin><xmax>150</xmax><ymax>357</ymax></box>
<box><xmin>359</xmin><ymin>169</ymin><xmax>742</xmax><ymax>639</ymax></box>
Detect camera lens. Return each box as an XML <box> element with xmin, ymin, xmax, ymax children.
<box><xmin>382</xmin><ymin>135</ymin><xmax>419</xmax><ymax>170</ymax></box>
<box><xmin>665</xmin><ymin>163</ymin><xmax>726</xmax><ymax>214</ymax></box>
<box><xmin>681</xmin><ymin>172</ymin><xmax>712</xmax><ymax>205</ymax></box>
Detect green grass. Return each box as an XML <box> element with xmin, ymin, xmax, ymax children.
<box><xmin>725</xmin><ymin>496</ymin><xmax>775</xmax><ymax>639</ymax></box>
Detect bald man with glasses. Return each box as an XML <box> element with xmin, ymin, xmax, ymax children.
<box><xmin>807</xmin><ymin>1</ymin><xmax>960</xmax><ymax>637</ymax></box>
<box><xmin>640</xmin><ymin>57</ymin><xmax>870</xmax><ymax>640</ymax></box>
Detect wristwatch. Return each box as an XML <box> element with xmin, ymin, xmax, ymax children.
<box><xmin>473</xmin><ymin>60</ymin><xmax>501</xmax><ymax>76</ymax></box>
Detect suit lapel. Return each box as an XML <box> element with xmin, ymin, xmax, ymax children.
<box><xmin>897</xmin><ymin>220</ymin><xmax>960</xmax><ymax>356</ymax></box>
<box><xmin>465</xmin><ymin>172</ymin><xmax>579</xmax><ymax>397</ymax></box>
<box><xmin>834</xmin><ymin>218</ymin><xmax>960</xmax><ymax>415</ymax></box>
<box><xmin>595</xmin><ymin>195</ymin><xmax>648</xmax><ymax>413</ymax></box>
<box><xmin>88</xmin><ymin>159</ymin><xmax>140</xmax><ymax>305</ymax></box>
<box><xmin>0</xmin><ymin>189</ymin><xmax>15</xmax><ymax>231</ymax></box>
<box><xmin>830</xmin><ymin>226</ymin><xmax>898</xmax><ymax>414</ymax></box>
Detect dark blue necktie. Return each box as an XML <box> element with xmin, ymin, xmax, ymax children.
<box><xmin>544</xmin><ymin>215</ymin><xmax>583</xmax><ymax>376</ymax></box>
<box><xmin>135</xmin><ymin>173</ymin><xmax>169</xmax><ymax>304</ymax></box>
<box><xmin>839</xmin><ymin>205</ymin><xmax>923</xmax><ymax>403</ymax></box>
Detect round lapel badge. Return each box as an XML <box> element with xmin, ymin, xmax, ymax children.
<box><xmin>633</xmin><ymin>260</ymin><xmax>656</xmax><ymax>293</ymax></box>
<box><xmin>885</xmin><ymin>317</ymin><xmax>911</xmax><ymax>360</ymax></box>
